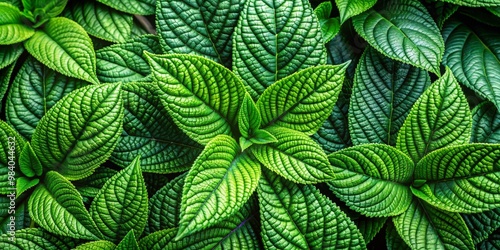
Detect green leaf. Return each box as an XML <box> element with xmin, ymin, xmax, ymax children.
<box><xmin>328</xmin><ymin>144</ymin><xmax>413</xmax><ymax>217</ymax></box>
<box><xmin>0</xmin><ymin>3</ymin><xmax>34</xmax><ymax>45</ymax></box>
<box><xmin>350</xmin><ymin>47</ymin><xmax>430</xmax><ymax>146</ymax></box>
<box><xmin>97</xmin><ymin>0</ymin><xmax>155</xmax><ymax>15</ymax></box>
<box><xmin>462</xmin><ymin>208</ymin><xmax>500</xmax><ymax>244</ymax></box>
<box><xmin>238</xmin><ymin>94</ymin><xmax>261</xmax><ymax>139</ymax></box>
<box><xmin>22</xmin><ymin>0</ymin><xmax>68</xmax><ymax>19</ymax></box>
<box><xmin>233</xmin><ymin>0</ymin><xmax>326</xmax><ymax>99</ymax></box>
<box><xmin>28</xmin><ymin>171</ymin><xmax>102</xmax><ymax>240</ymax></box>
<box><xmin>115</xmin><ymin>230</ymin><xmax>138</xmax><ymax>250</ymax></box>
<box><xmin>156</xmin><ymin>0</ymin><xmax>244</xmax><ymax>67</ymax></box>
<box><xmin>393</xmin><ymin>199</ymin><xmax>474</xmax><ymax>250</ymax></box>
<box><xmin>488</xmin><ymin>6</ymin><xmax>500</xmax><ymax>17</ymax></box>
<box><xmin>147</xmin><ymin>53</ymin><xmax>246</xmax><ymax>145</ymax></box>
<box><xmin>386</xmin><ymin>221</ymin><xmax>411</xmax><ymax>250</ymax></box>
<box><xmin>252</xmin><ymin>126</ymin><xmax>333</xmax><ymax>184</ymax></box>
<box><xmin>471</xmin><ymin>102</ymin><xmax>500</xmax><ymax>143</ymax></box>
<box><xmin>440</xmin><ymin>0</ymin><xmax>500</xmax><ymax>7</ymax></box>
<box><xmin>335</xmin><ymin>0</ymin><xmax>376</xmax><ymax>24</ymax></box>
<box><xmin>0</xmin><ymin>44</ymin><xmax>23</xmax><ymax>69</ymax></box>
<box><xmin>112</xmin><ymin>82</ymin><xmax>202</xmax><ymax>173</ymax></box>
<box><xmin>396</xmin><ymin>68</ymin><xmax>471</xmax><ymax>162</ymax></box>
<box><xmin>147</xmin><ymin>173</ymin><xmax>185</xmax><ymax>233</ymax></box>
<box><xmin>177</xmin><ymin>135</ymin><xmax>260</xmax><ymax>239</ymax></box>
<box><xmin>0</xmin><ymin>120</ymin><xmax>26</xmax><ymax>195</ymax></box>
<box><xmin>258</xmin><ymin>170</ymin><xmax>366</xmax><ymax>249</ymax></box>
<box><xmin>412</xmin><ymin>144</ymin><xmax>500</xmax><ymax>213</ymax></box>
<box><xmin>24</xmin><ymin>17</ymin><xmax>99</xmax><ymax>84</ymax></box>
<box><xmin>19</xmin><ymin>143</ymin><xmax>42</xmax><ymax>177</ymax></box>
<box><xmin>73</xmin><ymin>167</ymin><xmax>117</xmax><ymax>200</ymax></box>
<box><xmin>442</xmin><ymin>20</ymin><xmax>500</xmax><ymax>109</ymax></box>
<box><xmin>0</xmin><ymin>228</ymin><xmax>80</xmax><ymax>249</ymax></box>
<box><xmin>314</xmin><ymin>2</ymin><xmax>340</xmax><ymax>43</ymax></box>
<box><xmin>355</xmin><ymin>216</ymin><xmax>387</xmax><ymax>244</ymax></box>
<box><xmin>15</xmin><ymin>176</ymin><xmax>38</xmax><ymax>197</ymax></box>
<box><xmin>428</xmin><ymin>1</ymin><xmax>459</xmax><ymax>29</ymax></box>
<box><xmin>249</xmin><ymin>129</ymin><xmax>277</xmax><ymax>145</ymax></box>
<box><xmin>0</xmin><ymin>62</ymin><xmax>15</xmax><ymax>111</ymax></box>
<box><xmin>74</xmin><ymin>240</ymin><xmax>116</xmax><ymax>250</ymax></box>
<box><xmin>352</xmin><ymin>0</ymin><xmax>444</xmax><ymax>75</ymax></box>
<box><xmin>257</xmin><ymin>64</ymin><xmax>347</xmax><ymax>135</ymax></box>
<box><xmin>90</xmin><ymin>156</ymin><xmax>148</xmax><ymax>242</ymax></box>
<box><xmin>31</xmin><ymin>83</ymin><xmax>124</xmax><ymax>180</ymax></box>
<box><xmin>96</xmin><ymin>35</ymin><xmax>162</xmax><ymax>83</ymax></box>
<box><xmin>0</xmin><ymin>198</ymin><xmax>30</xmax><ymax>234</ymax></box>
<box><xmin>64</xmin><ymin>1</ymin><xmax>132</xmax><ymax>43</ymax></box>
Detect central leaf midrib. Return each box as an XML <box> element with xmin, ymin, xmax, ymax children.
<box><xmin>212</xmin><ymin>213</ymin><xmax>255</xmax><ymax>249</ymax></box>
<box><xmin>196</xmin><ymin>1</ymin><xmax>224</xmax><ymax>63</ymax></box>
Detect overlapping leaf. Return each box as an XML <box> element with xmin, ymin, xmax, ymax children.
<box><xmin>356</xmin><ymin>216</ymin><xmax>387</xmax><ymax>244</ymax></box>
<box><xmin>0</xmin><ymin>196</ymin><xmax>30</xmax><ymax>233</ymax></box>
<box><xmin>97</xmin><ymin>0</ymin><xmax>155</xmax><ymax>15</ymax></box>
<box><xmin>73</xmin><ymin>167</ymin><xmax>117</xmax><ymax>198</ymax></box>
<box><xmin>74</xmin><ymin>240</ymin><xmax>116</xmax><ymax>250</ymax></box>
<box><xmin>471</xmin><ymin>102</ymin><xmax>500</xmax><ymax>143</ymax></box>
<box><xmin>147</xmin><ymin>53</ymin><xmax>246</xmax><ymax>145</ymax></box>
<box><xmin>350</xmin><ymin>47</ymin><xmax>430</xmax><ymax>146</ymax></box>
<box><xmin>335</xmin><ymin>0</ymin><xmax>376</xmax><ymax>24</ymax></box>
<box><xmin>0</xmin><ymin>228</ymin><xmax>80</xmax><ymax>250</ymax></box>
<box><xmin>0</xmin><ymin>44</ymin><xmax>23</xmax><ymax>69</ymax></box>
<box><xmin>441</xmin><ymin>0</ymin><xmax>500</xmax><ymax>7</ymax></box>
<box><xmin>314</xmin><ymin>1</ymin><xmax>339</xmax><ymax>43</ymax></box>
<box><xmin>0</xmin><ymin>63</ymin><xmax>14</xmax><ymax>111</ymax></box>
<box><xmin>352</xmin><ymin>0</ymin><xmax>444</xmax><ymax>74</ymax></box>
<box><xmin>462</xmin><ymin>208</ymin><xmax>500</xmax><ymax>244</ymax></box>
<box><xmin>147</xmin><ymin>173</ymin><xmax>185</xmax><ymax>233</ymax></box>
<box><xmin>0</xmin><ymin>120</ymin><xmax>25</xmax><ymax>195</ymax></box>
<box><xmin>19</xmin><ymin>143</ymin><xmax>42</xmax><ymax>178</ymax></box>
<box><xmin>22</xmin><ymin>0</ymin><xmax>68</xmax><ymax>19</ymax></box>
<box><xmin>385</xmin><ymin>222</ymin><xmax>411</xmax><ymax>250</ymax></box>
<box><xmin>31</xmin><ymin>83</ymin><xmax>124</xmax><ymax>180</ymax></box>
<box><xmin>115</xmin><ymin>230</ymin><xmax>138</xmax><ymax>250</ymax></box>
<box><xmin>233</xmin><ymin>0</ymin><xmax>326</xmax><ymax>99</ymax></box>
<box><xmin>0</xmin><ymin>3</ymin><xmax>34</xmax><ymax>45</ymax></box>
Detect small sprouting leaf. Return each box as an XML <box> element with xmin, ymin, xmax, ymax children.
<box><xmin>0</xmin><ymin>3</ymin><xmax>34</xmax><ymax>45</ymax></box>
<box><xmin>0</xmin><ymin>43</ymin><xmax>23</xmax><ymax>69</ymax></box>
<box><xmin>314</xmin><ymin>2</ymin><xmax>340</xmax><ymax>43</ymax></box>
<box><xmin>396</xmin><ymin>68</ymin><xmax>471</xmax><ymax>162</ymax></box>
<box><xmin>258</xmin><ymin>170</ymin><xmax>367</xmax><ymax>249</ymax></box>
<box><xmin>471</xmin><ymin>102</ymin><xmax>500</xmax><ymax>143</ymax></box>
<box><xmin>115</xmin><ymin>230</ymin><xmax>138</xmax><ymax>250</ymax></box>
<box><xmin>440</xmin><ymin>0</ymin><xmax>500</xmax><ymax>7</ymax></box>
<box><xmin>238</xmin><ymin>94</ymin><xmax>261</xmax><ymax>139</ymax></box>
<box><xmin>74</xmin><ymin>240</ymin><xmax>116</xmax><ymax>250</ymax></box>
<box><xmin>24</xmin><ymin>17</ymin><xmax>99</xmax><ymax>84</ymax></box>
<box><xmin>233</xmin><ymin>0</ymin><xmax>326</xmax><ymax>99</ymax></box>
<box><xmin>249</xmin><ymin>129</ymin><xmax>277</xmax><ymax>145</ymax></box>
<box><xmin>177</xmin><ymin>135</ymin><xmax>260</xmax><ymax>239</ymax></box>
<box><xmin>352</xmin><ymin>0</ymin><xmax>444</xmax><ymax>75</ymax></box>
<box><xmin>22</xmin><ymin>0</ymin><xmax>68</xmax><ymax>19</ymax></box>
<box><xmin>335</xmin><ymin>0</ymin><xmax>377</xmax><ymax>24</ymax></box>
<box><xmin>97</xmin><ymin>0</ymin><xmax>155</xmax><ymax>15</ymax></box>
<box><xmin>90</xmin><ymin>156</ymin><xmax>148</xmax><ymax>242</ymax></box>
<box><xmin>0</xmin><ymin>228</ymin><xmax>80</xmax><ymax>249</ymax></box>
<box><xmin>350</xmin><ymin>47</ymin><xmax>430</xmax><ymax>146</ymax></box>
<box><xmin>31</xmin><ymin>83</ymin><xmax>124</xmax><ymax>180</ymax></box>
<box><xmin>462</xmin><ymin>208</ymin><xmax>500</xmax><ymax>244</ymax></box>
<box><xmin>147</xmin><ymin>53</ymin><xmax>246</xmax><ymax>145</ymax></box>
<box><xmin>0</xmin><ymin>120</ymin><xmax>26</xmax><ymax>195</ymax></box>
<box><xmin>328</xmin><ymin>144</ymin><xmax>414</xmax><ymax>217</ymax></box>
<box><xmin>147</xmin><ymin>173</ymin><xmax>185</xmax><ymax>233</ymax></box>
<box><xmin>28</xmin><ymin>171</ymin><xmax>103</xmax><ymax>240</ymax></box>
<box><xmin>252</xmin><ymin>126</ymin><xmax>333</xmax><ymax>184</ymax></box>
<box><xmin>16</xmin><ymin>176</ymin><xmax>39</xmax><ymax>197</ymax></box>
<box><xmin>412</xmin><ymin>144</ymin><xmax>500</xmax><ymax>213</ymax></box>
<box><xmin>257</xmin><ymin>64</ymin><xmax>348</xmax><ymax>135</ymax></box>
<box><xmin>19</xmin><ymin>143</ymin><xmax>42</xmax><ymax>178</ymax></box>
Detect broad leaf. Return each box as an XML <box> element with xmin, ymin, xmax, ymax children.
<box><xmin>90</xmin><ymin>156</ymin><xmax>148</xmax><ymax>242</ymax></box>
<box><xmin>74</xmin><ymin>241</ymin><xmax>116</xmax><ymax>250</ymax></box>
<box><xmin>0</xmin><ymin>228</ymin><xmax>80</xmax><ymax>249</ymax></box>
<box><xmin>335</xmin><ymin>0</ymin><xmax>376</xmax><ymax>24</ymax></box>
<box><xmin>257</xmin><ymin>64</ymin><xmax>347</xmax><ymax>135</ymax></box>
<box><xmin>314</xmin><ymin>1</ymin><xmax>340</xmax><ymax>43</ymax></box>
<box><xmin>97</xmin><ymin>0</ymin><xmax>155</xmax><ymax>15</ymax></box>
<box><xmin>396</xmin><ymin>68</ymin><xmax>471</xmax><ymax>162</ymax></box>
<box><xmin>0</xmin><ymin>44</ymin><xmax>23</xmax><ymax>69</ymax></box>
<box><xmin>28</xmin><ymin>171</ymin><xmax>102</xmax><ymax>240</ymax></box>
<box><xmin>471</xmin><ymin>102</ymin><xmax>500</xmax><ymax>143</ymax></box>
<box><xmin>443</xmin><ymin>20</ymin><xmax>500</xmax><ymax>109</ymax></box>
<box><xmin>22</xmin><ymin>0</ymin><xmax>68</xmax><ymax>19</ymax></box>
<box><xmin>252</xmin><ymin>126</ymin><xmax>333</xmax><ymax>184</ymax></box>
<box><xmin>352</xmin><ymin>0</ymin><xmax>444</xmax><ymax>74</ymax></box>
<box><xmin>178</xmin><ymin>135</ymin><xmax>260</xmax><ymax>239</ymax></box>
<box><xmin>412</xmin><ymin>144</ymin><xmax>500</xmax><ymax>213</ymax></box>
<box><xmin>0</xmin><ymin>3</ymin><xmax>34</xmax><ymax>45</ymax></box>
<box><xmin>19</xmin><ymin>143</ymin><xmax>42</xmax><ymax>178</ymax></box>
<box><xmin>440</xmin><ymin>0</ymin><xmax>500</xmax><ymax>7</ymax></box>
<box><xmin>156</xmin><ymin>0</ymin><xmax>244</xmax><ymax>67</ymax></box>
<box><xmin>31</xmin><ymin>83</ymin><xmax>124</xmax><ymax>180</ymax></box>
<box><xmin>328</xmin><ymin>144</ymin><xmax>413</xmax><ymax>217</ymax></box>
<box><xmin>96</xmin><ymin>35</ymin><xmax>162</xmax><ymax>83</ymax></box>
<box><xmin>350</xmin><ymin>47</ymin><xmax>430</xmax><ymax>146</ymax></box>
<box><xmin>233</xmin><ymin>0</ymin><xmax>326</xmax><ymax>99</ymax></box>
<box><xmin>112</xmin><ymin>82</ymin><xmax>202</xmax><ymax>173</ymax></box>
<box><xmin>0</xmin><ymin>120</ymin><xmax>25</xmax><ymax>195</ymax></box>
<box><xmin>393</xmin><ymin>199</ymin><xmax>474</xmax><ymax>250</ymax></box>
<box><xmin>64</xmin><ymin>1</ymin><xmax>132</xmax><ymax>43</ymax></box>
<box><xmin>258</xmin><ymin>170</ymin><xmax>366</xmax><ymax>249</ymax></box>
<box><xmin>147</xmin><ymin>53</ymin><xmax>246</xmax><ymax>145</ymax></box>
<box><xmin>462</xmin><ymin>208</ymin><xmax>500</xmax><ymax>244</ymax></box>
<box><xmin>24</xmin><ymin>17</ymin><xmax>99</xmax><ymax>84</ymax></box>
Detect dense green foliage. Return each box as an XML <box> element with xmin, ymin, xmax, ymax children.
<box><xmin>1</xmin><ymin>0</ymin><xmax>500</xmax><ymax>249</ymax></box>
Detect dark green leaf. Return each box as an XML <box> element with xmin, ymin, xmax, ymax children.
<box><xmin>386</xmin><ymin>221</ymin><xmax>411</xmax><ymax>250</ymax></box>
<box><xmin>147</xmin><ymin>173</ymin><xmax>185</xmax><ymax>233</ymax></box>
<box><xmin>471</xmin><ymin>101</ymin><xmax>500</xmax><ymax>143</ymax></box>
<box><xmin>0</xmin><ymin>44</ymin><xmax>23</xmax><ymax>69</ymax></box>
<box><xmin>462</xmin><ymin>208</ymin><xmax>500</xmax><ymax>244</ymax></box>
<box><xmin>0</xmin><ymin>228</ymin><xmax>80</xmax><ymax>249</ymax></box>
<box><xmin>0</xmin><ymin>120</ymin><xmax>26</xmax><ymax>195</ymax></box>
<box><xmin>440</xmin><ymin>0</ymin><xmax>500</xmax><ymax>7</ymax></box>
<box><xmin>97</xmin><ymin>0</ymin><xmax>155</xmax><ymax>15</ymax></box>
<box><xmin>335</xmin><ymin>0</ymin><xmax>376</xmax><ymax>24</ymax></box>
<box><xmin>19</xmin><ymin>143</ymin><xmax>42</xmax><ymax>177</ymax></box>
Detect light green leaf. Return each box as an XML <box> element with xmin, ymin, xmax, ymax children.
<box><xmin>147</xmin><ymin>53</ymin><xmax>246</xmax><ymax>145</ymax></box>
<box><xmin>440</xmin><ymin>0</ymin><xmax>500</xmax><ymax>7</ymax></box>
<box><xmin>350</xmin><ymin>47</ymin><xmax>430</xmax><ymax>146</ymax></box>
<box><xmin>74</xmin><ymin>240</ymin><xmax>116</xmax><ymax>250</ymax></box>
<box><xmin>31</xmin><ymin>83</ymin><xmax>124</xmax><ymax>180</ymax></box>
<box><xmin>233</xmin><ymin>0</ymin><xmax>326</xmax><ymax>99</ymax></box>
<box><xmin>249</xmin><ymin>129</ymin><xmax>277</xmax><ymax>145</ymax></box>
<box><xmin>115</xmin><ymin>230</ymin><xmax>138</xmax><ymax>250</ymax></box>
<box><xmin>328</xmin><ymin>144</ymin><xmax>413</xmax><ymax>217</ymax></box>
<box><xmin>386</xmin><ymin>221</ymin><xmax>411</xmax><ymax>250</ymax></box>
<box><xmin>90</xmin><ymin>156</ymin><xmax>148</xmax><ymax>242</ymax></box>
<box><xmin>412</xmin><ymin>144</ymin><xmax>500</xmax><ymax>213</ymax></box>
<box><xmin>147</xmin><ymin>173</ymin><xmax>185</xmax><ymax>233</ymax></box>
<box><xmin>0</xmin><ymin>3</ymin><xmax>34</xmax><ymax>45</ymax></box>
<box><xmin>257</xmin><ymin>64</ymin><xmax>347</xmax><ymax>135</ymax></box>
<box><xmin>471</xmin><ymin>102</ymin><xmax>500</xmax><ymax>143</ymax></box>
<box><xmin>24</xmin><ymin>17</ymin><xmax>99</xmax><ymax>84</ymax></box>
<box><xmin>96</xmin><ymin>35</ymin><xmax>162</xmax><ymax>83</ymax></box>
<box><xmin>314</xmin><ymin>2</ymin><xmax>340</xmax><ymax>43</ymax></box>
<box><xmin>28</xmin><ymin>171</ymin><xmax>102</xmax><ymax>240</ymax></box>
<box><xmin>442</xmin><ymin>20</ymin><xmax>500</xmax><ymax>109</ymax></box>
<box><xmin>0</xmin><ymin>120</ymin><xmax>26</xmax><ymax>195</ymax></box>
<box><xmin>396</xmin><ymin>68</ymin><xmax>471</xmax><ymax>162</ymax></box>
<box><xmin>64</xmin><ymin>1</ymin><xmax>132</xmax><ymax>43</ymax></box>
<box><xmin>156</xmin><ymin>0</ymin><xmax>244</xmax><ymax>67</ymax></box>
<box><xmin>462</xmin><ymin>208</ymin><xmax>500</xmax><ymax>244</ymax></box>
<box><xmin>238</xmin><ymin>94</ymin><xmax>261</xmax><ymax>139</ymax></box>
<box><xmin>97</xmin><ymin>0</ymin><xmax>155</xmax><ymax>15</ymax></box>
<box><xmin>393</xmin><ymin>199</ymin><xmax>474</xmax><ymax>250</ymax></box>
<box><xmin>22</xmin><ymin>0</ymin><xmax>68</xmax><ymax>19</ymax></box>
<box><xmin>112</xmin><ymin>82</ymin><xmax>202</xmax><ymax>173</ymax></box>
<box><xmin>352</xmin><ymin>0</ymin><xmax>444</xmax><ymax>75</ymax></box>
<box><xmin>252</xmin><ymin>126</ymin><xmax>333</xmax><ymax>184</ymax></box>
<box><xmin>0</xmin><ymin>44</ymin><xmax>23</xmax><ymax>69</ymax></box>
<box><xmin>259</xmin><ymin>170</ymin><xmax>366</xmax><ymax>249</ymax></box>
<box><xmin>15</xmin><ymin>176</ymin><xmax>38</xmax><ymax>197</ymax></box>
<box><xmin>335</xmin><ymin>0</ymin><xmax>376</xmax><ymax>24</ymax></box>
<box><xmin>0</xmin><ymin>228</ymin><xmax>80</xmax><ymax>250</ymax></box>
<box><xmin>19</xmin><ymin>143</ymin><xmax>42</xmax><ymax>178</ymax></box>
<box><xmin>178</xmin><ymin>135</ymin><xmax>260</xmax><ymax>239</ymax></box>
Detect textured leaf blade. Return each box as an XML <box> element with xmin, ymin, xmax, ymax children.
<box><xmin>31</xmin><ymin>83</ymin><xmax>124</xmax><ymax>180</ymax></box>
<box><xmin>440</xmin><ymin>0</ymin><xmax>500</xmax><ymax>7</ymax></box>
<box><xmin>0</xmin><ymin>43</ymin><xmax>23</xmax><ymax>69</ymax></box>
<box><xmin>352</xmin><ymin>0</ymin><xmax>444</xmax><ymax>74</ymax></box>
<box><xmin>396</xmin><ymin>68</ymin><xmax>472</xmax><ymax>162</ymax></box>
<box><xmin>178</xmin><ymin>135</ymin><xmax>261</xmax><ymax>239</ymax></box>
<box><xmin>97</xmin><ymin>0</ymin><xmax>154</xmax><ymax>15</ymax></box>
<box><xmin>0</xmin><ymin>120</ymin><xmax>26</xmax><ymax>195</ymax></box>
<box><xmin>386</xmin><ymin>221</ymin><xmax>411</xmax><ymax>250</ymax></box>
<box><xmin>115</xmin><ymin>230</ymin><xmax>138</xmax><ymax>250</ymax></box>
<box><xmin>0</xmin><ymin>3</ymin><xmax>34</xmax><ymax>45</ymax></box>
<box><xmin>314</xmin><ymin>1</ymin><xmax>340</xmax><ymax>43</ymax></box>
<box><xmin>0</xmin><ymin>228</ymin><xmax>80</xmax><ymax>250</ymax></box>
<box><xmin>74</xmin><ymin>240</ymin><xmax>116</xmax><ymax>250</ymax></box>
<box><xmin>147</xmin><ymin>53</ymin><xmax>246</xmax><ymax>145</ymax></box>
<box><xmin>238</xmin><ymin>94</ymin><xmax>261</xmax><ymax>139</ymax></box>
<box><xmin>462</xmin><ymin>208</ymin><xmax>500</xmax><ymax>244</ymax></box>
<box><xmin>22</xmin><ymin>0</ymin><xmax>68</xmax><ymax>18</ymax></box>
<box><xmin>24</xmin><ymin>17</ymin><xmax>99</xmax><ymax>84</ymax></box>
<box><xmin>19</xmin><ymin>143</ymin><xmax>42</xmax><ymax>178</ymax></box>
<box><xmin>335</xmin><ymin>0</ymin><xmax>376</xmax><ymax>24</ymax></box>
<box><xmin>233</xmin><ymin>0</ymin><xmax>326</xmax><ymax>99</ymax></box>
<box><xmin>350</xmin><ymin>47</ymin><xmax>430</xmax><ymax>146</ymax></box>
<box><xmin>471</xmin><ymin>102</ymin><xmax>500</xmax><ymax>143</ymax></box>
